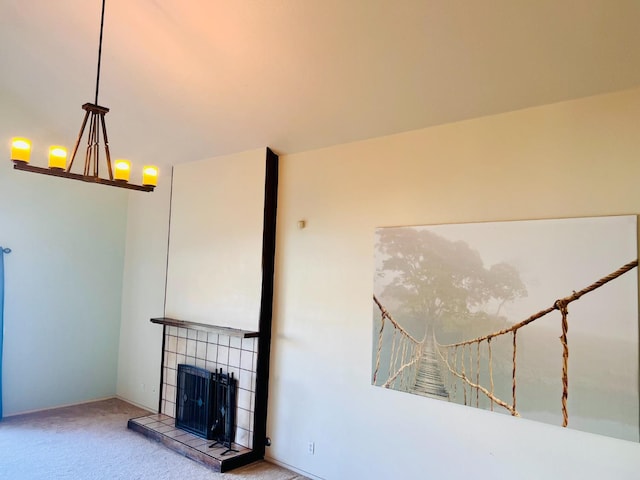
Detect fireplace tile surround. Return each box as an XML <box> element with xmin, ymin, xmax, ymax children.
<box><xmin>161</xmin><ymin>325</ymin><xmax>258</xmax><ymax>449</ymax></box>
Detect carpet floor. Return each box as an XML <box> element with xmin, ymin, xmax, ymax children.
<box><xmin>0</xmin><ymin>398</ymin><xmax>308</xmax><ymax>480</ymax></box>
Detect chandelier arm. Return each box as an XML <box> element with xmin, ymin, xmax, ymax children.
<box><xmin>85</xmin><ymin>113</ymin><xmax>98</xmax><ymax>176</ymax></box>
<box><xmin>93</xmin><ymin>115</ymin><xmax>100</xmax><ymax>178</ymax></box>
<box><xmin>84</xmin><ymin>115</ymin><xmax>92</xmax><ymax>176</ymax></box>
<box><xmin>99</xmin><ymin>114</ymin><xmax>114</xmax><ymax>180</ymax></box>
<box><xmin>67</xmin><ymin>110</ymin><xmax>91</xmax><ymax>173</ymax></box>
<box><xmin>95</xmin><ymin>0</ymin><xmax>107</xmax><ymax>105</ymax></box>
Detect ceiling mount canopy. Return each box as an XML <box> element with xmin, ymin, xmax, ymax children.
<box><xmin>9</xmin><ymin>0</ymin><xmax>158</xmax><ymax>192</ymax></box>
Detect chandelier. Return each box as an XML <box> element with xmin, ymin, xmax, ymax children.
<box><xmin>9</xmin><ymin>0</ymin><xmax>157</xmax><ymax>192</ymax></box>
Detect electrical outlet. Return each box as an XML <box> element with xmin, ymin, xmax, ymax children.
<box><xmin>307</xmin><ymin>441</ymin><xmax>315</xmax><ymax>455</ymax></box>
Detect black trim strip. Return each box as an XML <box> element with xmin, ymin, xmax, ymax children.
<box><xmin>252</xmin><ymin>147</ymin><xmax>279</xmax><ymax>458</ymax></box>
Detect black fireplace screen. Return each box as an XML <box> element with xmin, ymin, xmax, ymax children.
<box><xmin>176</xmin><ymin>364</ymin><xmax>216</xmax><ymax>439</ymax></box>
<box><xmin>175</xmin><ymin>364</ymin><xmax>237</xmax><ymax>451</ymax></box>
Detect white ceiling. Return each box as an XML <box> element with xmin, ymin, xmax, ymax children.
<box><xmin>2</xmin><ymin>0</ymin><xmax>640</xmax><ymax>167</ymax></box>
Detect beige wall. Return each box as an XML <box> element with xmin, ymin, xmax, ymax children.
<box><xmin>165</xmin><ymin>149</ymin><xmax>266</xmax><ymax>331</ymax></box>
<box><xmin>268</xmin><ymin>88</ymin><xmax>640</xmax><ymax>479</ymax></box>
<box><xmin>117</xmin><ymin>175</ymin><xmax>171</xmax><ymax>409</ymax></box>
<box><xmin>117</xmin><ymin>87</ymin><xmax>640</xmax><ymax>479</ymax></box>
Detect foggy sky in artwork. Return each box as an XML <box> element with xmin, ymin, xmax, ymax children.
<box><xmin>375</xmin><ymin>215</ymin><xmax>637</xmax><ymax>341</ymax></box>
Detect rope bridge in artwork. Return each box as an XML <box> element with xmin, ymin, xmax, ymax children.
<box><xmin>373</xmin><ymin>259</ymin><xmax>638</xmax><ymax>427</ymax></box>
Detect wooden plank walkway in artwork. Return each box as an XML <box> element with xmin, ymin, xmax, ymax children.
<box><xmin>410</xmin><ymin>336</ymin><xmax>449</xmax><ymax>399</ymax></box>
<box><xmin>375</xmin><ymin>259</ymin><xmax>639</xmax><ymax>427</ymax></box>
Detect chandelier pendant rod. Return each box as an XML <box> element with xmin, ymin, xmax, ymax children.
<box><xmin>68</xmin><ymin>0</ymin><xmax>114</xmax><ymax>180</ymax></box>
<box><xmin>95</xmin><ymin>0</ymin><xmax>106</xmax><ymax>105</ymax></box>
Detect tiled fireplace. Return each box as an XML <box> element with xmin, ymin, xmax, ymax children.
<box><xmin>128</xmin><ymin>318</ymin><xmax>261</xmax><ymax>472</ymax></box>
<box><xmin>161</xmin><ymin>325</ymin><xmax>257</xmax><ymax>447</ymax></box>
<box><xmin>128</xmin><ymin>149</ymin><xmax>277</xmax><ymax>473</ymax></box>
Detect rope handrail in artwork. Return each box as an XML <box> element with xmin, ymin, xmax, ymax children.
<box><xmin>438</xmin><ymin>260</ymin><xmax>638</xmax><ymax>349</ymax></box>
<box><xmin>373</xmin><ymin>295</ymin><xmax>424</xmax><ymax>389</ymax></box>
<box><xmin>434</xmin><ymin>331</ymin><xmax>519</xmax><ymax>416</ymax></box>
<box><xmin>373</xmin><ymin>295</ymin><xmax>422</xmax><ymax>344</ymax></box>
<box><xmin>435</xmin><ymin>259</ymin><xmax>638</xmax><ymax>425</ymax></box>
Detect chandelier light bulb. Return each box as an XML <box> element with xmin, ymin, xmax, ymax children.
<box><xmin>48</xmin><ymin>146</ymin><xmax>67</xmax><ymax>170</ymax></box>
<box><xmin>114</xmin><ymin>159</ymin><xmax>131</xmax><ymax>182</ymax></box>
<box><xmin>11</xmin><ymin>137</ymin><xmax>31</xmax><ymax>163</ymax></box>
<box><xmin>142</xmin><ymin>166</ymin><xmax>158</xmax><ymax>187</ymax></box>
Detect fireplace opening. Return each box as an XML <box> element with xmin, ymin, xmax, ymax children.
<box><xmin>175</xmin><ymin>364</ymin><xmax>216</xmax><ymax>439</ymax></box>
<box><xmin>175</xmin><ymin>364</ymin><xmax>238</xmax><ymax>454</ymax></box>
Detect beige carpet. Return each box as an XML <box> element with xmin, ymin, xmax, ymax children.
<box><xmin>0</xmin><ymin>398</ymin><xmax>308</xmax><ymax>480</ymax></box>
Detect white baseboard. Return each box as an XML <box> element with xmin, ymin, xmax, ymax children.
<box><xmin>3</xmin><ymin>395</ymin><xmax>117</xmax><ymax>418</ymax></box>
<box><xmin>264</xmin><ymin>455</ymin><xmax>324</xmax><ymax>480</ymax></box>
<box><xmin>114</xmin><ymin>394</ymin><xmax>155</xmax><ymax>413</ymax></box>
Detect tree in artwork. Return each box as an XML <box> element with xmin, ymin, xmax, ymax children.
<box><xmin>376</xmin><ymin>228</ymin><xmax>527</xmax><ymax>342</ymax></box>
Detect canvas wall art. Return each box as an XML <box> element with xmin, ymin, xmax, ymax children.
<box><xmin>372</xmin><ymin>215</ymin><xmax>638</xmax><ymax>442</ymax></box>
